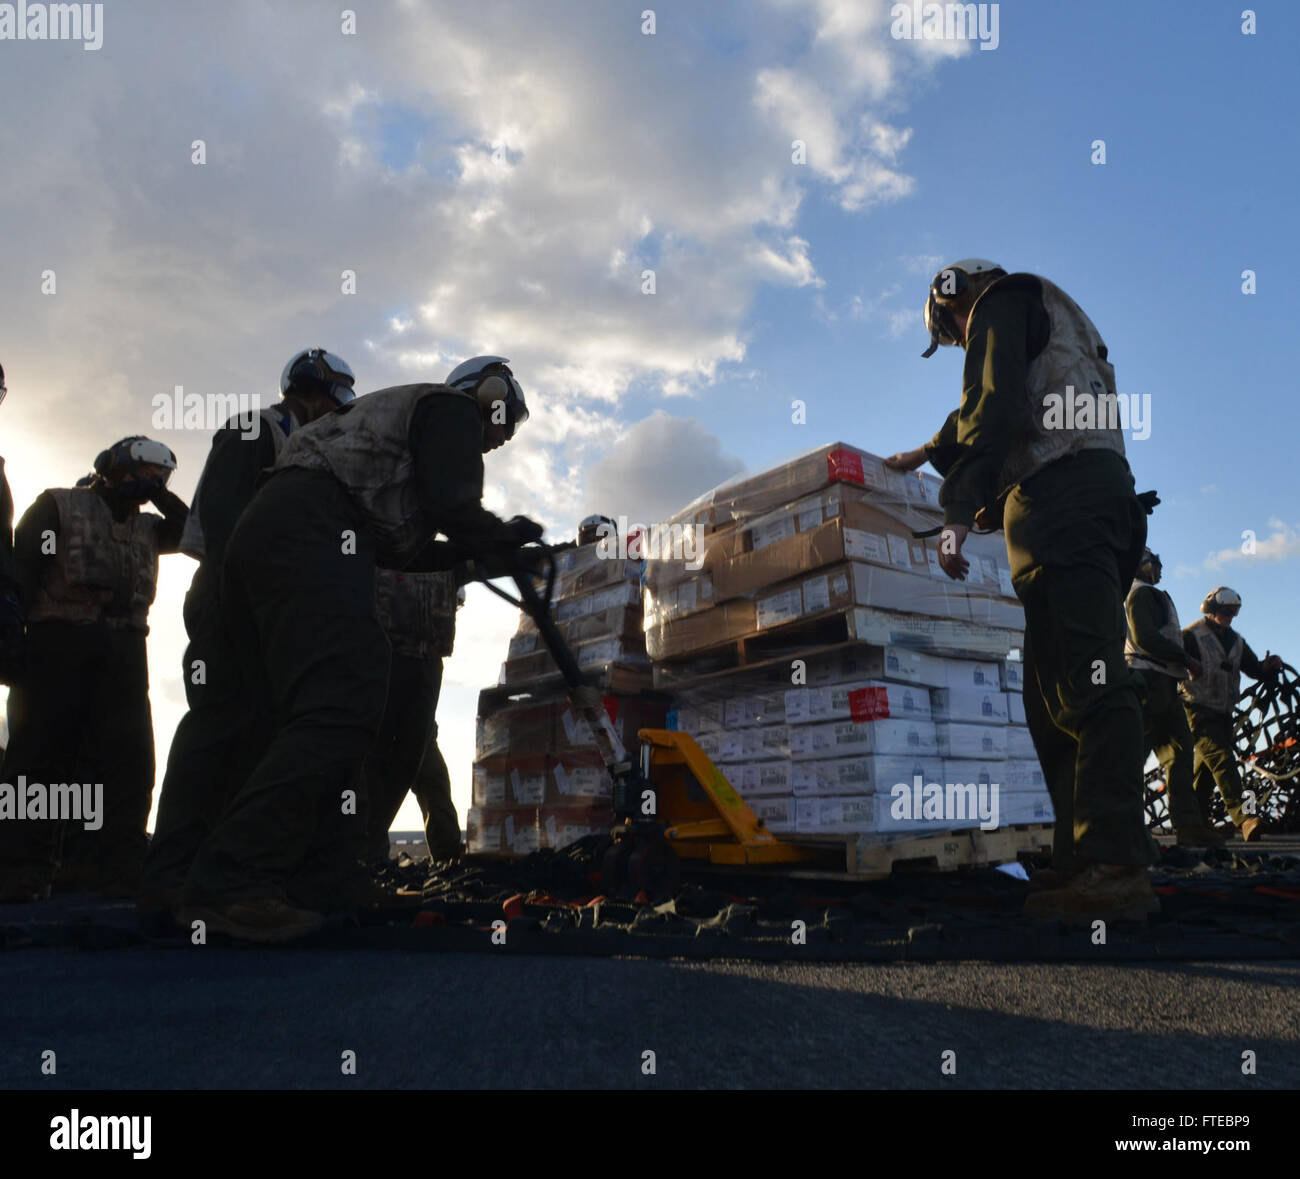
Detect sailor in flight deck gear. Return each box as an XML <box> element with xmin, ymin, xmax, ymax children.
<box><xmin>1124</xmin><ymin>549</ymin><xmax>1226</xmax><ymax>847</ymax></box>
<box><xmin>139</xmin><ymin>350</ymin><xmax>357</xmax><ymax>911</ymax></box>
<box><xmin>180</xmin><ymin>357</ymin><xmax>541</xmax><ymax>942</ymax></box>
<box><xmin>1180</xmin><ymin>587</ymin><xmax>1284</xmax><ymax>842</ymax></box>
<box><xmin>903</xmin><ymin>258</ymin><xmax>1156</xmax><ymax>923</ymax></box>
<box><xmin>0</xmin><ymin>362</ymin><xmax>25</xmax><ymax>687</ymax></box>
<box><xmin>0</xmin><ymin>437</ymin><xmax>188</xmax><ymax>901</ymax></box>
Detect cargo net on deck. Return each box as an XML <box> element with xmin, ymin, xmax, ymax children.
<box><xmin>1144</xmin><ymin>662</ymin><xmax>1300</xmax><ymax>833</ymax></box>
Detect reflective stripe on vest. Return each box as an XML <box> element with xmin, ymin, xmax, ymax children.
<box><xmin>969</xmin><ymin>274</ymin><xmax>1127</xmax><ymax>493</ymax></box>
<box><xmin>374</xmin><ymin>567</ymin><xmax>457</xmax><ymax>660</ymax></box>
<box><xmin>272</xmin><ymin>384</ymin><xmax>478</xmax><ymax>566</ymax></box>
<box><xmin>179</xmin><ymin>404</ymin><xmax>296</xmax><ymax>560</ymax></box>
<box><xmin>27</xmin><ymin>488</ymin><xmax>163</xmax><ymax>631</ymax></box>
<box><xmin>1179</xmin><ymin>618</ymin><xmax>1242</xmax><ymax>714</ymax></box>
<box><xmin>1124</xmin><ymin>580</ymin><xmax>1186</xmax><ymax>678</ymax></box>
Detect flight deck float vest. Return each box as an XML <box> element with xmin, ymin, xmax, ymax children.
<box><xmin>179</xmin><ymin>403</ymin><xmax>297</xmax><ymax>560</ymax></box>
<box><xmin>1124</xmin><ymin>581</ymin><xmax>1187</xmax><ymax>679</ymax></box>
<box><xmin>1179</xmin><ymin>618</ymin><xmax>1243</xmax><ymax>715</ymax></box>
<box><xmin>272</xmin><ymin>383</ymin><xmax>480</xmax><ymax>567</ymax></box>
<box><xmin>27</xmin><ymin>488</ymin><xmax>164</xmax><ymax>632</ymax></box>
<box><xmin>374</xmin><ymin>568</ymin><xmax>457</xmax><ymax>660</ymax></box>
<box><xmin>968</xmin><ymin>274</ymin><xmax>1127</xmax><ymax>494</ymax></box>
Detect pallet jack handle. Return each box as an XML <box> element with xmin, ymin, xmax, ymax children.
<box><xmin>476</xmin><ymin>543</ymin><xmax>649</xmax><ymax>820</ymax></box>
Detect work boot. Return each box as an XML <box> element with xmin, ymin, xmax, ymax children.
<box><xmin>181</xmin><ymin>898</ymin><xmax>324</xmax><ymax>944</ymax></box>
<box><xmin>1175</xmin><ymin>825</ymin><xmax>1230</xmax><ymax>848</ymax></box>
<box><xmin>1239</xmin><ymin>817</ymin><xmax>1264</xmax><ymax>843</ymax></box>
<box><xmin>1022</xmin><ymin>863</ymin><xmax>1160</xmax><ymax>924</ymax></box>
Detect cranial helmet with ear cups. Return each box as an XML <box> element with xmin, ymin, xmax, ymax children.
<box><xmin>921</xmin><ymin>258</ymin><xmax>1007</xmax><ymax>358</ymax></box>
<box><xmin>445</xmin><ymin>355</ymin><xmax>529</xmax><ymax>439</ymax></box>
<box><xmin>1202</xmin><ymin>586</ymin><xmax>1242</xmax><ymax>616</ymax></box>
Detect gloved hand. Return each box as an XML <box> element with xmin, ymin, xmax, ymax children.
<box><xmin>506</xmin><ymin>515</ymin><xmax>544</xmax><ymax>546</ymax></box>
<box><xmin>1137</xmin><ymin>489</ymin><xmax>1160</xmax><ymax>515</ymax></box>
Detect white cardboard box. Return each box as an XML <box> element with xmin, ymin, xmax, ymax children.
<box><xmin>807</xmin><ymin>645</ymin><xmax>949</xmax><ymax>689</ymax></box>
<box><xmin>997</xmin><ymin>792</ymin><xmax>1055</xmax><ymax>826</ymax></box>
<box><xmin>942</xmin><ymin>658</ymin><xmax>1003</xmax><ymax>690</ymax></box>
<box><xmin>1005</xmin><ymin>758</ymin><xmax>1047</xmax><ymax>792</ymax></box>
<box><xmin>785</xmin><ymin>679</ymin><xmax>932</xmax><ymax>726</ymax></box>
<box><xmin>1006</xmin><ymin>725</ymin><xmax>1036</xmax><ymax>759</ymax></box>
<box><xmin>930</xmin><ymin>687</ymin><xmax>1011</xmax><ymax>724</ymax></box>
<box><xmin>791</xmin><ymin>754</ymin><xmax>944</xmax><ymax>797</ymax></box>
<box><xmin>936</xmin><ymin>722</ymin><xmax>1008</xmax><ymax>760</ymax></box>
<box><xmin>942</xmin><ymin>759</ymin><xmax>1008</xmax><ymax>791</ymax></box>
<box><xmin>1002</xmin><ymin>659</ymin><xmax>1025</xmax><ymax>693</ymax></box>
<box><xmin>789</xmin><ymin>717</ymin><xmax>938</xmax><ymax>760</ymax></box>
<box><xmin>1008</xmin><ymin>693</ymin><xmax>1027</xmax><ymax>724</ymax></box>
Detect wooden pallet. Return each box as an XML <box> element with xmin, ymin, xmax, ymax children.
<box><xmin>781</xmin><ymin>822</ymin><xmax>1053</xmax><ymax>881</ymax></box>
<box><xmin>652</xmin><ymin>607</ymin><xmax>1025</xmax><ymax>690</ymax></box>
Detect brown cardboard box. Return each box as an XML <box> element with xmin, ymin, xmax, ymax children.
<box><xmin>509</xmin><ymin>604</ymin><xmax>643</xmax><ymax>656</ymax></box>
<box><xmin>644</xmin><ymin>599</ymin><xmax>758</xmax><ymax>660</ymax></box>
<box><xmin>754</xmin><ymin>562</ymin><xmax>972</xmax><ymax>629</ymax></box>
<box><xmin>664</xmin><ymin>442</ymin><xmax>926</xmax><ymax>530</ymax></box>
<box><xmin>712</xmin><ymin>500</ymin><xmax>934</xmax><ymax>601</ymax></box>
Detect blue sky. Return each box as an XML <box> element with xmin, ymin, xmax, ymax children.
<box><xmin>1</xmin><ymin>1</ymin><xmax>1296</xmax><ymax>827</ymax></box>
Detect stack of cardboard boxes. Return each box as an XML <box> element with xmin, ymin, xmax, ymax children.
<box><xmin>643</xmin><ymin>443</ymin><xmax>1024</xmax><ymax>678</ymax></box>
<box><xmin>466</xmin><ymin>536</ymin><xmax>668</xmax><ymax>855</ymax></box>
<box><xmin>648</xmin><ymin>442</ymin><xmax>1052</xmax><ymax>842</ymax></box>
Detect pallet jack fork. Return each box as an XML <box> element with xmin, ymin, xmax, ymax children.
<box><xmin>479</xmin><ymin>546</ymin><xmax>830</xmax><ymax>898</ymax></box>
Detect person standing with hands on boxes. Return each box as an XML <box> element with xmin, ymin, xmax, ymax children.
<box><xmin>898</xmin><ymin>258</ymin><xmax>1157</xmax><ymax>922</ymax></box>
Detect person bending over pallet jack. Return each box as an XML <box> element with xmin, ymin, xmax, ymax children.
<box><xmin>179</xmin><ymin>361</ymin><xmax>541</xmax><ymax>942</ymax></box>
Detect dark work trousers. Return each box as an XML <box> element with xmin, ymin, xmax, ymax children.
<box><xmin>1135</xmin><ymin>669</ymin><xmax>1200</xmax><ymax>830</ymax></box>
<box><xmin>362</xmin><ymin>654</ymin><xmax>461</xmax><ymax>862</ymax></box>
<box><xmin>1186</xmin><ymin>708</ymin><xmax>1248</xmax><ymax>826</ymax></box>
<box><xmin>141</xmin><ymin>566</ymin><xmax>260</xmax><ymax>900</ymax></box>
<box><xmin>1004</xmin><ymin>449</ymin><xmax>1152</xmax><ymax>872</ymax></box>
<box><xmin>0</xmin><ymin>621</ymin><xmax>154</xmax><ymax>890</ymax></box>
<box><xmin>181</xmin><ymin>469</ymin><xmax>390</xmax><ymax>910</ymax></box>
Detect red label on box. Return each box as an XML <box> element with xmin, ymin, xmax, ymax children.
<box><xmin>827</xmin><ymin>447</ymin><xmax>866</xmax><ymax>486</ymax></box>
<box><xmin>848</xmin><ymin>686</ymin><xmax>889</xmax><ymax>722</ymax></box>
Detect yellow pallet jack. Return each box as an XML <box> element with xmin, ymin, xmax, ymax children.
<box><xmin>480</xmin><ymin>546</ymin><xmax>833</xmax><ymax>897</ymax></box>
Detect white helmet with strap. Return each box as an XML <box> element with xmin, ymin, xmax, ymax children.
<box><xmin>1202</xmin><ymin>586</ymin><xmax>1242</xmax><ymax>616</ymax></box>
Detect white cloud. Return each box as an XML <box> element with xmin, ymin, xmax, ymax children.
<box><xmin>583</xmin><ymin>413</ymin><xmax>746</xmax><ymax>527</ymax></box>
<box><xmin>1204</xmin><ymin>520</ymin><xmax>1300</xmax><ymax>570</ymax></box>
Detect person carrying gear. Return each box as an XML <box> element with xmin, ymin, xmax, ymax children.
<box><xmin>180</xmin><ymin>357</ymin><xmax>539</xmax><ymax>942</ymax></box>
<box><xmin>361</xmin><ymin>567</ymin><xmax>464</xmax><ymax>867</ymax></box>
<box><xmin>1124</xmin><ymin>549</ymin><xmax>1225</xmax><ymax>847</ymax></box>
<box><xmin>140</xmin><ymin>349</ymin><xmax>357</xmax><ymax>911</ymax></box>
<box><xmin>0</xmin><ymin>438</ymin><xmax>188</xmax><ymax>901</ymax></box>
<box><xmin>0</xmin><ymin>362</ymin><xmax>25</xmax><ymax>687</ymax></box>
<box><xmin>904</xmin><ymin>258</ymin><xmax>1156</xmax><ymax>923</ymax></box>
<box><xmin>1180</xmin><ymin>587</ymin><xmax>1284</xmax><ymax>842</ymax></box>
